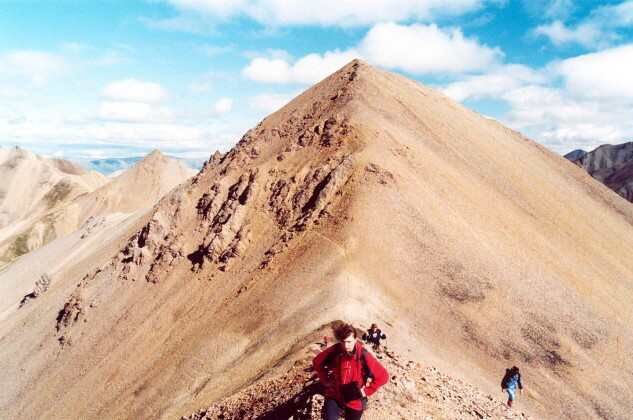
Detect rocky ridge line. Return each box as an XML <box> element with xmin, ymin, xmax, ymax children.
<box><xmin>183</xmin><ymin>341</ymin><xmax>530</xmax><ymax>420</ymax></box>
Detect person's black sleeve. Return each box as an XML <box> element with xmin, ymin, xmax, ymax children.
<box><xmin>518</xmin><ymin>374</ymin><xmax>523</xmax><ymax>389</ymax></box>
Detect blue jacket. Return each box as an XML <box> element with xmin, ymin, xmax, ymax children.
<box><xmin>501</xmin><ymin>370</ymin><xmax>523</xmax><ymax>390</ymax></box>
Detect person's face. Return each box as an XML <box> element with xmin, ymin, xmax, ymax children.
<box><xmin>342</xmin><ymin>333</ymin><xmax>356</xmax><ymax>353</ymax></box>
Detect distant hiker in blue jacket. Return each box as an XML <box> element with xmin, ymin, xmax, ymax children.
<box><xmin>501</xmin><ymin>366</ymin><xmax>523</xmax><ymax>407</ymax></box>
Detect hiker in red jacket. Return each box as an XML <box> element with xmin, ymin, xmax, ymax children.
<box><xmin>313</xmin><ymin>323</ymin><xmax>389</xmax><ymax>419</ymax></box>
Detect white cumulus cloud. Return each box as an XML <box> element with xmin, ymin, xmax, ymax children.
<box><xmin>443</xmin><ymin>64</ymin><xmax>547</xmax><ymax>102</ymax></box>
<box><xmin>555</xmin><ymin>44</ymin><xmax>633</xmax><ymax>100</ymax></box>
<box><xmin>249</xmin><ymin>92</ymin><xmax>298</xmax><ymax>113</ymax></box>
<box><xmin>243</xmin><ymin>49</ymin><xmax>360</xmax><ymax>84</ymax></box>
<box><xmin>592</xmin><ymin>0</ymin><xmax>633</xmax><ymax>26</ymax></box>
<box><xmin>500</xmin><ymin>84</ymin><xmax>633</xmax><ymax>152</ymax></box>
<box><xmin>439</xmin><ymin>42</ymin><xmax>633</xmax><ymax>153</ymax></box>
<box><xmin>533</xmin><ymin>1</ymin><xmax>633</xmax><ymax>49</ymax></box>
<box><xmin>533</xmin><ymin>21</ymin><xmax>606</xmax><ymax>49</ymax></box>
<box><xmin>99</xmin><ymin>101</ymin><xmax>172</xmax><ymax>122</ymax></box>
<box><xmin>359</xmin><ymin>22</ymin><xmax>501</xmax><ymax>74</ymax></box>
<box><xmin>212</xmin><ymin>97</ymin><xmax>233</xmax><ymax>114</ymax></box>
<box><xmin>0</xmin><ymin>50</ymin><xmax>67</xmax><ymax>84</ymax></box>
<box><xmin>102</xmin><ymin>79</ymin><xmax>168</xmax><ymax>103</ymax></box>
<box><xmin>242</xmin><ymin>22</ymin><xmax>500</xmax><ymax>84</ymax></box>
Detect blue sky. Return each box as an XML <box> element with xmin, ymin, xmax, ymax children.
<box><xmin>1</xmin><ymin>0</ymin><xmax>633</xmax><ymax>162</ymax></box>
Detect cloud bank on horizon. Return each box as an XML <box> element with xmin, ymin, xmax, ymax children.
<box><xmin>1</xmin><ymin>0</ymin><xmax>633</xmax><ymax>161</ymax></box>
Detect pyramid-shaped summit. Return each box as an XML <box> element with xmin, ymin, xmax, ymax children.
<box><xmin>2</xmin><ymin>60</ymin><xmax>633</xmax><ymax>420</ymax></box>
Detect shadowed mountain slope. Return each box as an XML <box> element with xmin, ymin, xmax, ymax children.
<box><xmin>566</xmin><ymin>142</ymin><xmax>633</xmax><ymax>202</ymax></box>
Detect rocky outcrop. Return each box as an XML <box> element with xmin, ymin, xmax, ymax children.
<box><xmin>569</xmin><ymin>142</ymin><xmax>633</xmax><ymax>173</ymax></box>
<box><xmin>55</xmin><ymin>293</ymin><xmax>84</xmax><ymax>347</ymax></box>
<box><xmin>19</xmin><ymin>273</ymin><xmax>52</xmax><ymax>308</ymax></box>
<box><xmin>183</xmin><ymin>333</ymin><xmax>530</xmax><ymax>420</ymax></box>
<box><xmin>109</xmin><ymin>64</ymin><xmax>363</xmax><ymax>283</ymax></box>
<box><xmin>566</xmin><ymin>142</ymin><xmax>633</xmax><ymax>202</ymax></box>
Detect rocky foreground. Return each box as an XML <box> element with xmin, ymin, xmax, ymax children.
<box><xmin>184</xmin><ymin>340</ymin><xmax>530</xmax><ymax>420</ymax></box>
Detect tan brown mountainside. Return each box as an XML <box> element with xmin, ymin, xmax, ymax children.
<box><xmin>0</xmin><ymin>146</ymin><xmax>107</xmax><ymax>230</ymax></box>
<box><xmin>0</xmin><ymin>149</ymin><xmax>195</xmax><ymax>267</ymax></box>
<box><xmin>1</xmin><ymin>60</ymin><xmax>632</xmax><ymax>420</ymax></box>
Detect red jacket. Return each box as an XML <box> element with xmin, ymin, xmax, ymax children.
<box><xmin>313</xmin><ymin>341</ymin><xmax>389</xmax><ymax>411</ymax></box>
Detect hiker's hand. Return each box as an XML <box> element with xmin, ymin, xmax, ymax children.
<box><xmin>360</xmin><ymin>387</ymin><xmax>367</xmax><ymax>397</ymax></box>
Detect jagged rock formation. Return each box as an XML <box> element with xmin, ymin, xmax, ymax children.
<box><xmin>565</xmin><ymin>142</ymin><xmax>633</xmax><ymax>202</ymax></box>
<box><xmin>0</xmin><ymin>209</ymin><xmax>144</xmax><ymax>323</ymax></box>
<box><xmin>0</xmin><ymin>149</ymin><xmax>195</xmax><ymax>267</ymax></box>
<box><xmin>1</xmin><ymin>60</ymin><xmax>633</xmax><ymax>420</ymax></box>
<box><xmin>20</xmin><ymin>273</ymin><xmax>51</xmax><ymax>307</ymax></box>
<box><xmin>18</xmin><ymin>273</ymin><xmax>51</xmax><ymax>308</ymax></box>
<box><xmin>55</xmin><ymin>293</ymin><xmax>84</xmax><ymax>347</ymax></box>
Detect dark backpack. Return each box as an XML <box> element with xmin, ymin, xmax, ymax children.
<box><xmin>363</xmin><ymin>329</ymin><xmax>386</xmax><ymax>344</ymax></box>
<box><xmin>501</xmin><ymin>369</ymin><xmax>519</xmax><ymax>388</ymax></box>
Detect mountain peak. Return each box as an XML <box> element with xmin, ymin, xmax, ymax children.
<box><xmin>5</xmin><ymin>145</ymin><xmax>35</xmax><ymax>160</ymax></box>
<box><xmin>114</xmin><ymin>150</ymin><xmax>196</xmax><ymax>183</ymax></box>
<box><xmin>564</xmin><ymin>149</ymin><xmax>587</xmax><ymax>161</ymax></box>
<box><xmin>208</xmin><ymin>57</ymin><xmax>450</xmax><ymax>176</ymax></box>
<box><xmin>4</xmin><ymin>61</ymin><xmax>633</xmax><ymax>420</ymax></box>
<box><xmin>131</xmin><ymin>149</ymin><xmax>168</xmax><ymax>171</ymax></box>
<box><xmin>145</xmin><ymin>149</ymin><xmax>165</xmax><ymax>161</ymax></box>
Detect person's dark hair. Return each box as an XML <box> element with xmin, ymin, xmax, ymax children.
<box><xmin>333</xmin><ymin>323</ymin><xmax>357</xmax><ymax>341</ymax></box>
<box><xmin>370</xmin><ymin>323</ymin><xmax>378</xmax><ymax>329</ymax></box>
<box><xmin>511</xmin><ymin>366</ymin><xmax>520</xmax><ymax>374</ymax></box>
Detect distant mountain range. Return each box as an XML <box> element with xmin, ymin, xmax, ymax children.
<box><xmin>85</xmin><ymin>156</ymin><xmax>205</xmax><ymax>175</ymax></box>
<box><xmin>0</xmin><ymin>148</ymin><xmax>196</xmax><ymax>268</ymax></box>
<box><xmin>565</xmin><ymin>142</ymin><xmax>633</xmax><ymax>203</ymax></box>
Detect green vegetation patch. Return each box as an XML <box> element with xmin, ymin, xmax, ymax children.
<box><xmin>43</xmin><ymin>180</ymin><xmax>73</xmax><ymax>208</ymax></box>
